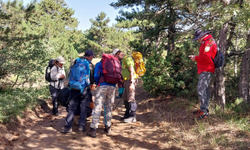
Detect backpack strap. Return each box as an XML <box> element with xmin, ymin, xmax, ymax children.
<box><xmin>205</xmin><ymin>38</ymin><xmax>218</xmax><ymax>61</ymax></box>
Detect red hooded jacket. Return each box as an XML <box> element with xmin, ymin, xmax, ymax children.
<box><xmin>195</xmin><ymin>34</ymin><xmax>217</xmax><ymax>74</ymax></box>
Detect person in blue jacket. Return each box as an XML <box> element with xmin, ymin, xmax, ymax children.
<box><xmin>87</xmin><ymin>49</ymin><xmax>124</xmax><ymax>138</ymax></box>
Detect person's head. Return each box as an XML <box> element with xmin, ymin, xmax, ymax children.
<box><xmin>112</xmin><ymin>48</ymin><xmax>124</xmax><ymax>61</ymax></box>
<box><xmin>56</xmin><ymin>56</ymin><xmax>65</xmax><ymax>68</ymax></box>
<box><xmin>193</xmin><ymin>29</ymin><xmax>211</xmax><ymax>43</ymax></box>
<box><xmin>84</xmin><ymin>50</ymin><xmax>95</xmax><ymax>61</ymax></box>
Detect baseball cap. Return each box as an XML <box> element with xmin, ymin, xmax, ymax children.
<box><xmin>112</xmin><ymin>48</ymin><xmax>121</xmax><ymax>55</ymax></box>
<box><xmin>56</xmin><ymin>56</ymin><xmax>66</xmax><ymax>64</ymax></box>
<box><xmin>84</xmin><ymin>50</ymin><xmax>95</xmax><ymax>58</ymax></box>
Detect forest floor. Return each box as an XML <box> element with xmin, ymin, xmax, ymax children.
<box><xmin>1</xmin><ymin>81</ymin><xmax>250</xmax><ymax>150</ymax></box>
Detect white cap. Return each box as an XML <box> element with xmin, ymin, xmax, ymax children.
<box><xmin>112</xmin><ymin>48</ymin><xmax>121</xmax><ymax>55</ymax></box>
<box><xmin>56</xmin><ymin>56</ymin><xmax>66</xmax><ymax>64</ymax></box>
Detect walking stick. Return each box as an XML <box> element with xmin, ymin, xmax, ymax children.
<box><xmin>113</xmin><ymin>97</ymin><xmax>122</xmax><ymax>111</ymax></box>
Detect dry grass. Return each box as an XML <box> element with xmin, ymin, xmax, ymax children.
<box><xmin>141</xmin><ymin>94</ymin><xmax>250</xmax><ymax>150</ymax></box>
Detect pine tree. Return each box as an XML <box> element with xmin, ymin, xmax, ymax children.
<box><xmin>33</xmin><ymin>0</ymin><xmax>80</xmax><ymax>63</ymax></box>
<box><xmin>85</xmin><ymin>12</ymin><xmax>111</xmax><ymax>54</ymax></box>
<box><xmin>0</xmin><ymin>0</ymin><xmax>46</xmax><ymax>87</ymax></box>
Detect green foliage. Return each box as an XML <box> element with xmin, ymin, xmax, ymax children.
<box><xmin>0</xmin><ymin>86</ymin><xmax>50</xmax><ymax>123</ymax></box>
<box><xmin>228</xmin><ymin>98</ymin><xmax>250</xmax><ymax>114</ymax></box>
<box><xmin>84</xmin><ymin>12</ymin><xmax>111</xmax><ymax>54</ymax></box>
<box><xmin>0</xmin><ymin>0</ymin><xmax>81</xmax><ymax>88</ymax></box>
<box><xmin>142</xmin><ymin>41</ymin><xmax>198</xmax><ymax>97</ymax></box>
<box><xmin>82</xmin><ymin>12</ymin><xmax>136</xmax><ymax>56</ymax></box>
<box><xmin>0</xmin><ymin>0</ymin><xmax>47</xmax><ymax>86</ymax></box>
<box><xmin>225</xmin><ymin>75</ymin><xmax>240</xmax><ymax>103</ymax></box>
<box><xmin>34</xmin><ymin>0</ymin><xmax>79</xmax><ymax>66</ymax></box>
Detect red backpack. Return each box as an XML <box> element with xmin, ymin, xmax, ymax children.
<box><xmin>101</xmin><ymin>54</ymin><xmax>122</xmax><ymax>84</ymax></box>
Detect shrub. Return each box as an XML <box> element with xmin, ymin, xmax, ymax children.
<box><xmin>0</xmin><ymin>86</ymin><xmax>50</xmax><ymax>123</ymax></box>
<box><xmin>142</xmin><ymin>45</ymin><xmax>198</xmax><ymax>97</ymax></box>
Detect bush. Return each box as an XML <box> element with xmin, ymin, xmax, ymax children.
<box><xmin>142</xmin><ymin>51</ymin><xmax>198</xmax><ymax>97</ymax></box>
<box><xmin>228</xmin><ymin>98</ymin><xmax>250</xmax><ymax>114</ymax></box>
<box><xmin>142</xmin><ymin>45</ymin><xmax>198</xmax><ymax>97</ymax></box>
<box><xmin>0</xmin><ymin>86</ymin><xmax>50</xmax><ymax>123</ymax></box>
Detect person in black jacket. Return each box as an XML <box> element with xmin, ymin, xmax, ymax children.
<box><xmin>61</xmin><ymin>50</ymin><xmax>95</xmax><ymax>134</ymax></box>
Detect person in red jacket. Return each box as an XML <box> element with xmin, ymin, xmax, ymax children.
<box><xmin>189</xmin><ymin>29</ymin><xmax>217</xmax><ymax>119</ymax></box>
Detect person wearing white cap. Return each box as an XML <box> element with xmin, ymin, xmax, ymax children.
<box><xmin>49</xmin><ymin>56</ymin><xmax>66</xmax><ymax>116</ymax></box>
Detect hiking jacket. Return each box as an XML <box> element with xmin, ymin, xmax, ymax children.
<box><xmin>195</xmin><ymin>34</ymin><xmax>217</xmax><ymax>74</ymax></box>
<box><xmin>50</xmin><ymin>65</ymin><xmax>66</xmax><ymax>89</ymax></box>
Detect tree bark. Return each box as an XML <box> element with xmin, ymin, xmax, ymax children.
<box><xmin>214</xmin><ymin>22</ymin><xmax>228</xmax><ymax>111</ymax></box>
<box><xmin>239</xmin><ymin>30</ymin><xmax>250</xmax><ymax>103</ymax></box>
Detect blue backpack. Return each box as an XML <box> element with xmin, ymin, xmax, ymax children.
<box><xmin>68</xmin><ymin>58</ymin><xmax>90</xmax><ymax>92</ymax></box>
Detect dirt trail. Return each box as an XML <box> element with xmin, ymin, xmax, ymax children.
<box><xmin>1</xmin><ymin>83</ymin><xmax>250</xmax><ymax>150</ymax></box>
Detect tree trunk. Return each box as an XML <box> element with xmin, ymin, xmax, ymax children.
<box><xmin>214</xmin><ymin>22</ymin><xmax>228</xmax><ymax>111</ymax></box>
<box><xmin>239</xmin><ymin>30</ymin><xmax>250</xmax><ymax>103</ymax></box>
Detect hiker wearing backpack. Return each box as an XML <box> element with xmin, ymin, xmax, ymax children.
<box><xmin>87</xmin><ymin>48</ymin><xmax>124</xmax><ymax>138</ymax></box>
<box><xmin>119</xmin><ymin>51</ymin><xmax>146</xmax><ymax>123</ymax></box>
<box><xmin>49</xmin><ymin>56</ymin><xmax>66</xmax><ymax>116</ymax></box>
<box><xmin>121</xmin><ymin>54</ymin><xmax>137</xmax><ymax>123</ymax></box>
<box><xmin>189</xmin><ymin>29</ymin><xmax>218</xmax><ymax>119</ymax></box>
<box><xmin>61</xmin><ymin>50</ymin><xmax>95</xmax><ymax>134</ymax></box>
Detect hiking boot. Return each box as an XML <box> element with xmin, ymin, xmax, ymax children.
<box><xmin>104</xmin><ymin>126</ymin><xmax>111</xmax><ymax>135</ymax></box>
<box><xmin>193</xmin><ymin>109</ymin><xmax>200</xmax><ymax>115</ymax></box>
<box><xmin>61</xmin><ymin>128</ymin><xmax>72</xmax><ymax>134</ymax></box>
<box><xmin>78</xmin><ymin>126</ymin><xmax>86</xmax><ymax>133</ymax></box>
<box><xmin>120</xmin><ymin>114</ymin><xmax>130</xmax><ymax>120</ymax></box>
<box><xmin>193</xmin><ymin>109</ymin><xmax>209</xmax><ymax>115</ymax></box>
<box><xmin>87</xmin><ymin>128</ymin><xmax>96</xmax><ymax>138</ymax></box>
<box><xmin>195</xmin><ymin>110</ymin><xmax>209</xmax><ymax>119</ymax></box>
<box><xmin>124</xmin><ymin>116</ymin><xmax>137</xmax><ymax>123</ymax></box>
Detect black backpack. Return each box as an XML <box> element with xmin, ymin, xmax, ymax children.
<box><xmin>211</xmin><ymin>47</ymin><xmax>223</xmax><ymax>68</ymax></box>
<box><xmin>45</xmin><ymin>59</ymin><xmax>56</xmax><ymax>82</ymax></box>
<box><xmin>57</xmin><ymin>87</ymin><xmax>70</xmax><ymax>107</ymax></box>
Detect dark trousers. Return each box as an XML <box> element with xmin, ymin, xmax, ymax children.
<box><xmin>124</xmin><ymin>100</ymin><xmax>137</xmax><ymax>117</ymax></box>
<box><xmin>65</xmin><ymin>88</ymin><xmax>91</xmax><ymax>129</ymax></box>
<box><xmin>49</xmin><ymin>85</ymin><xmax>61</xmax><ymax>114</ymax></box>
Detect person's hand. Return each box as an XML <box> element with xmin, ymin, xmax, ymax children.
<box><xmin>89</xmin><ymin>102</ymin><xmax>95</xmax><ymax>109</ymax></box>
<box><xmin>189</xmin><ymin>55</ymin><xmax>196</xmax><ymax>62</ymax></box>
<box><xmin>59</xmin><ymin>74</ymin><xmax>65</xmax><ymax>79</ymax></box>
<box><xmin>129</xmin><ymin>83</ymin><xmax>135</xmax><ymax>92</ymax></box>
<box><xmin>90</xmin><ymin>84</ymin><xmax>96</xmax><ymax>91</ymax></box>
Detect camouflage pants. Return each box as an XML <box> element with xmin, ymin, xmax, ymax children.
<box><xmin>90</xmin><ymin>85</ymin><xmax>116</xmax><ymax>129</ymax></box>
<box><xmin>197</xmin><ymin>72</ymin><xmax>213</xmax><ymax>113</ymax></box>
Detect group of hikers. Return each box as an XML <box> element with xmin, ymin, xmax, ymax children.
<box><xmin>47</xmin><ymin>29</ymin><xmax>222</xmax><ymax>138</ymax></box>
<box><xmin>48</xmin><ymin>48</ymin><xmax>139</xmax><ymax>138</ymax></box>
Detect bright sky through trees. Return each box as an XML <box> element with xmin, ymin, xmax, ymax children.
<box><xmin>16</xmin><ymin>0</ymin><xmax>120</xmax><ymax>31</ymax></box>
